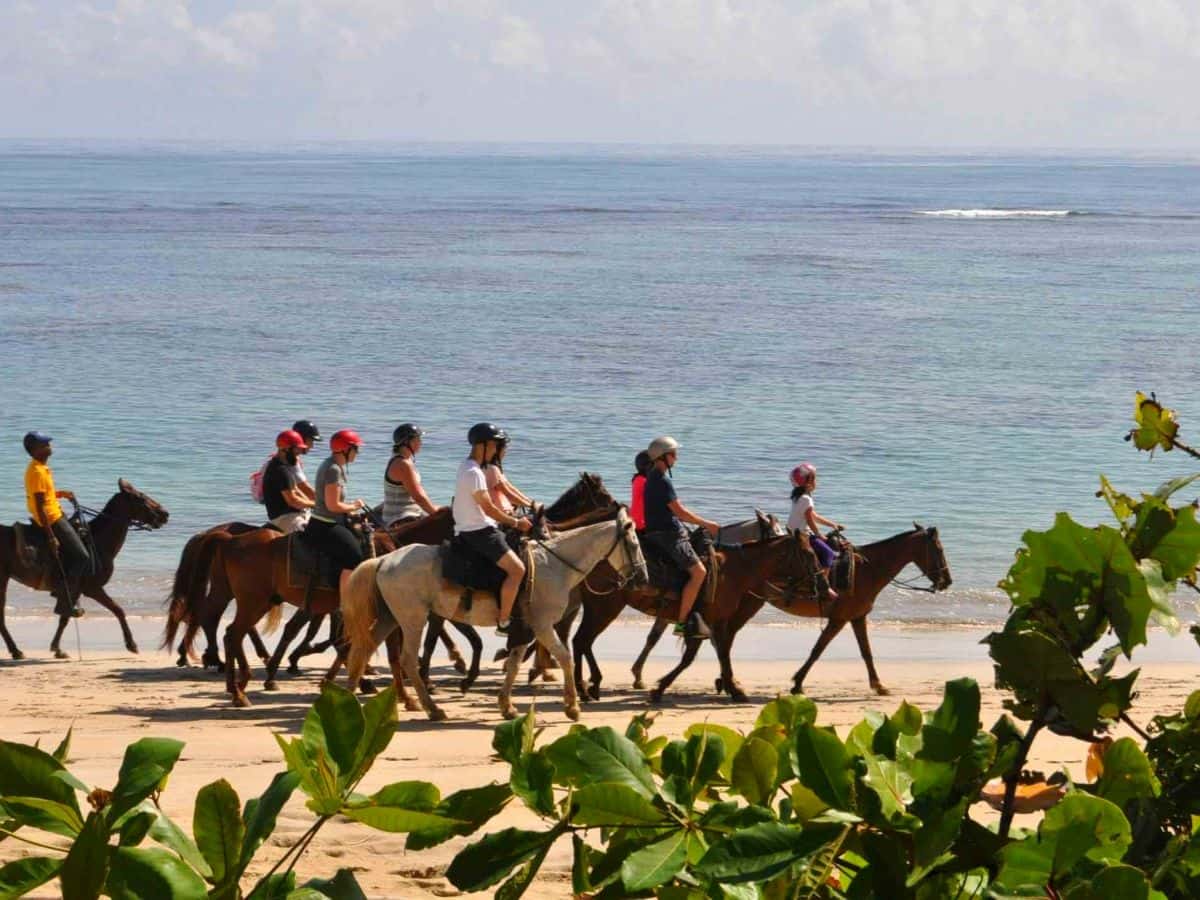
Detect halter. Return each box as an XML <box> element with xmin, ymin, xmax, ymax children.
<box><xmin>533</xmin><ymin>517</ymin><xmax>643</xmax><ymax>594</ymax></box>
<box><xmin>888</xmin><ymin>528</ymin><xmax>950</xmax><ymax>593</ymax></box>
<box><xmin>74</xmin><ymin>501</ymin><xmax>159</xmax><ymax>532</ymax></box>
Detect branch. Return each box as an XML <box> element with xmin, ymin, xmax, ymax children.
<box><xmin>1166</xmin><ymin>435</ymin><xmax>1200</xmax><ymax>460</ymax></box>
<box><xmin>999</xmin><ymin>715</ymin><xmax>1045</xmax><ymax>840</ymax></box>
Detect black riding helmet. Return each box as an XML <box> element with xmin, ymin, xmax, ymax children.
<box><xmin>467</xmin><ymin>422</ymin><xmax>507</xmax><ymax>445</ymax></box>
<box><xmin>393</xmin><ymin>423</ymin><xmax>425</xmax><ymax>447</ymax></box>
<box><xmin>292</xmin><ymin>420</ymin><xmax>321</xmax><ymax>443</ymax></box>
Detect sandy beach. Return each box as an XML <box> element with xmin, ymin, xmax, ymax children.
<box><xmin>1</xmin><ymin>614</ymin><xmax>1194</xmax><ymax>898</ymax></box>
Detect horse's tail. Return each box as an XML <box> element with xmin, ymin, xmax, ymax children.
<box><xmin>161</xmin><ymin>531</ymin><xmax>223</xmax><ymax>653</ymax></box>
<box><xmin>342</xmin><ymin>557</ymin><xmax>384</xmax><ymax>686</ymax></box>
<box><xmin>261</xmin><ymin>599</ymin><xmax>284</xmax><ymax>636</ymax></box>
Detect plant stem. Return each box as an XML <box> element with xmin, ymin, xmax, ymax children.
<box><xmin>1167</xmin><ymin>436</ymin><xmax>1200</xmax><ymax>459</ymax></box>
<box><xmin>1121</xmin><ymin>712</ymin><xmax>1150</xmax><ymax>742</ymax></box>
<box><xmin>999</xmin><ymin>715</ymin><xmax>1045</xmax><ymax>840</ymax></box>
<box><xmin>0</xmin><ymin>826</ymin><xmax>71</xmax><ymax>854</ymax></box>
<box><xmin>247</xmin><ymin>816</ymin><xmax>327</xmax><ymax>898</ymax></box>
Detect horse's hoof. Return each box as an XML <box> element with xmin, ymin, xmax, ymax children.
<box><xmin>359</xmin><ymin>678</ymin><xmax>378</xmax><ymax>695</ymax></box>
<box><xmin>53</xmin><ymin>649</ymin><xmax>69</xmax><ymax>660</ymax></box>
<box><xmin>11</xmin><ymin>650</ymin><xmax>25</xmax><ymax>661</ymax></box>
<box><xmin>587</xmin><ymin>685</ymin><xmax>601</xmax><ymax>701</ymax></box>
<box><xmin>364</xmin><ymin>665</ymin><xmax>377</xmax><ymax>676</ymax></box>
<box><xmin>632</xmin><ymin>679</ymin><xmax>646</xmax><ymax>691</ymax></box>
<box><xmin>542</xmin><ymin>670</ymin><xmax>559</xmax><ymax>683</ymax></box>
<box><xmin>565</xmin><ymin>705</ymin><xmax>581</xmax><ymax>722</ymax></box>
<box><xmin>126</xmin><ymin>642</ymin><xmax>139</xmax><ymax>654</ymax></box>
<box><xmin>458</xmin><ymin>681</ymin><xmax>472</xmax><ymax>695</ymax></box>
<box><xmin>730</xmin><ymin>689</ymin><xmax>750</xmax><ymax>704</ymax></box>
<box><xmin>452</xmin><ymin>657</ymin><xmax>468</xmax><ymax>675</ymax></box>
<box><xmin>258</xmin><ymin>656</ymin><xmax>271</xmax><ymax>665</ymax></box>
<box><xmin>263</xmin><ymin>680</ymin><xmax>278</xmax><ymax>692</ymax></box>
<box><xmin>232</xmin><ymin>693</ymin><xmax>251</xmax><ymax>708</ymax></box>
<box><xmin>429</xmin><ymin>708</ymin><xmax>448</xmax><ymax>722</ymax></box>
<box><xmin>215</xmin><ymin>662</ymin><xmax>226</xmax><ymax>674</ymax></box>
<box><xmin>501</xmin><ymin>706</ymin><xmax>518</xmax><ymax>720</ymax></box>
<box><xmin>872</xmin><ymin>682</ymin><xmax>892</xmax><ymax>696</ymax></box>
<box><xmin>527</xmin><ymin>669</ymin><xmax>541</xmax><ymax>684</ymax></box>
<box><xmin>714</xmin><ymin>677</ymin><xmax>724</xmax><ymax>693</ymax></box>
<box><xmin>404</xmin><ymin>700</ymin><xmax>421</xmax><ymax>712</ymax></box>
<box><xmin>175</xmin><ymin>656</ymin><xmax>188</xmax><ymax>668</ymax></box>
<box><xmin>287</xmin><ymin>664</ymin><xmax>301</xmax><ymax>675</ymax></box>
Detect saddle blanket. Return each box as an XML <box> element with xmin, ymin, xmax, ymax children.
<box><xmin>286</xmin><ymin>533</ymin><xmax>340</xmax><ymax>591</ymax></box>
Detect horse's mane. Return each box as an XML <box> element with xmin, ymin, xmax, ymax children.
<box><xmin>542</xmin><ymin>472</ymin><xmax>613</xmax><ymax>519</ymax></box>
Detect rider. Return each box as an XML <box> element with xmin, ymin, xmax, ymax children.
<box><xmin>629</xmin><ymin>450</ymin><xmax>652</xmax><ymax>531</ymax></box>
<box><xmin>302</xmin><ymin>429</ymin><xmax>368</xmax><ymax>597</ymax></box>
<box><xmin>787</xmin><ymin>463</ymin><xmax>842</xmax><ymax>597</ymax></box>
<box><xmin>642</xmin><ymin>436</ymin><xmax>720</xmax><ymax>638</ymax></box>
<box><xmin>23</xmin><ymin>432</ymin><xmax>90</xmax><ymax>618</ymax></box>
<box><xmin>453</xmin><ymin>423</ymin><xmax>532</xmax><ymax>635</ymax></box>
<box><xmin>290</xmin><ymin>419</ymin><xmax>321</xmax><ymax>504</ymax></box>
<box><xmin>262</xmin><ymin>430</ymin><xmax>315</xmax><ymax>533</ymax></box>
<box><xmin>383</xmin><ymin>423</ymin><xmax>442</xmax><ymax>527</ymax></box>
<box><xmin>486</xmin><ymin>434</ymin><xmax>539</xmax><ymax>516</ymax></box>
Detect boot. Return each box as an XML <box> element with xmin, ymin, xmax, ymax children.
<box><xmin>676</xmin><ymin>610</ymin><xmax>710</xmax><ymax>640</ymax></box>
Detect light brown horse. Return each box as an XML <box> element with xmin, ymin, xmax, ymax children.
<box><xmin>571</xmin><ymin>525</ymin><xmax>827</xmax><ymax>704</ymax></box>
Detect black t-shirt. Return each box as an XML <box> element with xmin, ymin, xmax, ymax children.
<box><xmin>262</xmin><ymin>456</ymin><xmax>297</xmax><ymax>520</ymax></box>
<box><xmin>643</xmin><ymin>467</ymin><xmax>681</xmax><ymax>533</ymax></box>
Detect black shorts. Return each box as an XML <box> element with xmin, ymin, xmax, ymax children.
<box><xmin>458</xmin><ymin>526</ymin><xmax>511</xmax><ymax>564</ymax></box>
<box><xmin>643</xmin><ymin>528</ymin><xmax>701</xmax><ymax>570</ymax></box>
<box><xmin>304</xmin><ymin>519</ymin><xmax>364</xmax><ymax>572</ymax></box>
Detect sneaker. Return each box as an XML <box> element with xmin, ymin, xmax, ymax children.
<box><xmin>673</xmin><ymin>622</ymin><xmax>686</xmax><ymax>636</ymax></box>
<box><xmin>685</xmin><ymin>612</ymin><xmax>711</xmax><ymax>640</ymax></box>
<box><xmin>496</xmin><ymin>618</ymin><xmax>511</xmax><ymax>635</ymax></box>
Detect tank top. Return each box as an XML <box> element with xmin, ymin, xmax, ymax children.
<box><xmin>382</xmin><ymin>455</ymin><xmax>423</xmax><ymax>523</ymax></box>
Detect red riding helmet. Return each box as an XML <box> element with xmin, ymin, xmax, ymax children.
<box><xmin>790</xmin><ymin>463</ymin><xmax>817</xmax><ymax>487</ymax></box>
<box><xmin>330</xmin><ymin>429</ymin><xmax>364</xmax><ymax>454</ymax></box>
<box><xmin>276</xmin><ymin>429</ymin><xmax>305</xmax><ymax>450</ymax></box>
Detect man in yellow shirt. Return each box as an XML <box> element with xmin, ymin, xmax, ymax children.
<box><xmin>24</xmin><ymin>432</ymin><xmax>90</xmax><ymax>617</ymax></box>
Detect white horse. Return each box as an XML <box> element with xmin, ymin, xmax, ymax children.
<box><xmin>342</xmin><ymin>509</ymin><xmax>646</xmax><ymax>721</ymax></box>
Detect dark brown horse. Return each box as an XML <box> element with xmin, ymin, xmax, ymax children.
<box><xmin>571</xmin><ymin>525</ymin><xmax>826</xmax><ymax>704</ymax></box>
<box><xmin>0</xmin><ymin>480</ymin><xmax>169</xmax><ymax>659</ymax></box>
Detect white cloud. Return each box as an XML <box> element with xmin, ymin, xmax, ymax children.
<box><xmin>489</xmin><ymin>15</ymin><xmax>548</xmax><ymax>74</ymax></box>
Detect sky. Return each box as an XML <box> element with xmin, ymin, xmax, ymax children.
<box><xmin>2</xmin><ymin>0</ymin><xmax>1199</xmax><ymax>147</ymax></box>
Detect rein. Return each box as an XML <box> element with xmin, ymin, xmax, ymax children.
<box><xmin>533</xmin><ymin>521</ymin><xmax>639</xmax><ymax>593</ymax></box>
<box><xmin>887</xmin><ymin>530</ymin><xmax>949</xmax><ymax>593</ymax></box>
<box><xmin>75</xmin><ymin>502</ymin><xmax>157</xmax><ymax>532</ymax></box>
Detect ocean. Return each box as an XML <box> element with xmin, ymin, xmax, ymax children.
<box><xmin>1</xmin><ymin>142</ymin><xmax>1198</xmax><ymax>626</ymax></box>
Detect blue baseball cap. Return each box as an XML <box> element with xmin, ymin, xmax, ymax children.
<box><xmin>23</xmin><ymin>431</ymin><xmax>53</xmax><ymax>454</ymax></box>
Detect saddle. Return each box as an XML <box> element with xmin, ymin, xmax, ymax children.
<box><xmin>12</xmin><ymin>515</ymin><xmax>93</xmax><ymax>590</ymax></box>
<box><xmin>286</xmin><ymin>528</ymin><xmax>369</xmax><ymax>593</ymax></box>
<box><xmin>825</xmin><ymin>532</ymin><xmax>857</xmax><ymax>592</ymax></box>
<box><xmin>441</xmin><ymin>528</ymin><xmax>531</xmax><ymax>613</ymax></box>
<box><xmin>643</xmin><ymin>528</ymin><xmax>717</xmax><ymax>594</ymax></box>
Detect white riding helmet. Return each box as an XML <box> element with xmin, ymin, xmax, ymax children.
<box><xmin>647</xmin><ymin>436</ymin><xmax>680</xmax><ymax>462</ymax></box>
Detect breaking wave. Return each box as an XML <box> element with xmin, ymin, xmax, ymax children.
<box><xmin>919</xmin><ymin>208</ymin><xmax>1076</xmax><ymax>218</ymax></box>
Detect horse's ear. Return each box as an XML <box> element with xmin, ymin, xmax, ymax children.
<box><xmin>912</xmin><ymin>521</ymin><xmax>922</xmax><ymax>532</ymax></box>
<box><xmin>119</xmin><ymin>478</ymin><xmax>133</xmax><ymax>493</ymax></box>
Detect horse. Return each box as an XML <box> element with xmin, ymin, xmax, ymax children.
<box><xmin>783</xmin><ymin>524</ymin><xmax>951</xmax><ymax>695</ymax></box>
<box><xmin>0</xmin><ymin>480</ymin><xmax>169</xmax><ymax>660</ymax></box>
<box><xmin>342</xmin><ymin>509</ymin><xmax>647</xmax><ymax>722</ymax></box>
<box><xmin>571</xmin><ymin>521</ymin><xmax>827</xmax><ymax>704</ymax></box>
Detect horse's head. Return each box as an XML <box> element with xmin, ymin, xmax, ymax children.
<box><xmin>911</xmin><ymin>523</ymin><xmax>952</xmax><ymax>591</ymax></box>
<box><xmin>616</xmin><ymin>507</ymin><xmax>649</xmax><ymax>588</ymax></box>
<box><xmin>117</xmin><ymin>479</ymin><xmax>169</xmax><ymax>528</ymax></box>
<box><xmin>543</xmin><ymin>472</ymin><xmax>617</xmax><ymax>522</ymax></box>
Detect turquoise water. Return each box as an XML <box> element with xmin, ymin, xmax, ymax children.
<box><xmin>2</xmin><ymin>142</ymin><xmax>1198</xmax><ymax>623</ymax></box>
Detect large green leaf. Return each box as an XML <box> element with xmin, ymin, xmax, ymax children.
<box><xmin>405</xmin><ymin>782</ymin><xmax>512</xmax><ymax>851</ymax></box>
<box><xmin>446</xmin><ymin>827</ymin><xmax>557</xmax><ymax>892</ymax></box>
<box><xmin>571</xmin><ymin>783</ymin><xmax>668</xmax><ymax>826</ymax></box>
<box><xmin>621</xmin><ymin>829</ymin><xmax>688</xmax><ymax>891</ymax></box>
<box><xmin>246</xmin><ymin>871</ymin><xmax>295</xmax><ymax>900</ymax></box>
<box><xmin>275</xmin><ymin>735</ymin><xmax>339</xmax><ymax>816</ymax></box>
<box><xmin>1</xmin><ymin>796</ymin><xmax>83</xmax><ymax>837</ymax></box>
<box><xmin>913</xmin><ymin>797</ymin><xmax>968</xmax><ymax>871</ymax></box>
<box><xmin>859</xmin><ymin>752</ymin><xmax>916</xmax><ymax>828</ymax></box>
<box><xmin>511</xmin><ymin>749</ymin><xmax>555</xmax><ymax>816</ymax></box>
<box><xmin>756</xmin><ymin>695</ymin><xmax>818</xmax><ymax>733</ymax></box>
<box><xmin>542</xmin><ymin>731</ymin><xmax>590</xmax><ymax>786</ymax></box>
<box><xmin>51</xmin><ymin>728</ymin><xmax>73</xmax><ymax>766</ymax></box>
<box><xmin>0</xmin><ymin>856</ymin><xmax>61</xmax><ymax>900</ymax></box>
<box><xmin>920</xmin><ymin>678</ymin><xmax>980</xmax><ymax>763</ymax></box>
<box><xmin>240</xmin><ymin>770</ymin><xmax>300</xmax><ymax>870</ymax></box>
<box><xmin>683</xmin><ymin>724</ymin><xmax>744</xmax><ymax>781</ymax></box>
<box><xmin>106</xmin><ymin>846</ymin><xmax>209</xmax><ymax>900</ymax></box>
<box><xmin>1094</xmin><ymin>738</ymin><xmax>1161</xmax><ymax>809</ymax></box>
<box><xmin>661</xmin><ymin>731</ymin><xmax>724</xmax><ymax>800</ymax></box>
<box><xmin>793</xmin><ymin>725</ymin><xmax>853</xmax><ymax>811</ymax></box>
<box><xmin>293</xmin><ymin>868</ymin><xmax>368</xmax><ymax>900</ymax></box>
<box><xmin>194</xmin><ymin>779</ymin><xmax>242</xmax><ymax>886</ymax></box>
<box><xmin>1042</xmin><ymin>793</ymin><xmax>1131</xmax><ymax>880</ymax></box>
<box><xmin>848</xmin><ymin>711</ymin><xmax>900</xmax><ymax>759</ymax></box>
<box><xmin>1145</xmin><ymin>503</ymin><xmax>1200</xmax><ymax>581</ymax></box>
<box><xmin>492</xmin><ymin>710</ymin><xmax>535</xmax><ymax>767</ymax></box>
<box><xmin>146</xmin><ymin>810</ymin><xmax>210</xmax><ymax>881</ymax></box>
<box><xmin>352</xmin><ymin>686</ymin><xmax>398</xmax><ymax>784</ymax></box>
<box><xmin>343</xmin><ymin>781</ymin><xmax>459</xmax><ymax>832</ymax></box>
<box><xmin>573</xmin><ymin>727</ymin><xmax>656</xmax><ymax>798</ymax></box>
<box><xmin>495</xmin><ymin>835</ymin><xmax>557</xmax><ymax>900</ymax></box>
<box><xmin>697</xmin><ymin>822</ymin><xmax>837</xmax><ymax>884</ymax></box>
<box><xmin>60</xmin><ymin>812</ymin><xmax>109</xmax><ymax>900</ymax></box>
<box><xmin>109</xmin><ymin>738</ymin><xmax>185</xmax><ymax>822</ymax></box>
<box><xmin>309</xmin><ymin>682</ymin><xmax>364</xmax><ymax>783</ymax></box>
<box><xmin>730</xmin><ymin>736</ymin><xmax>778</xmax><ymax>806</ymax></box>
<box><xmin>1060</xmin><ymin>864</ymin><xmax>1154</xmax><ymax>900</ymax></box>
<box><xmin>0</xmin><ymin>739</ymin><xmax>82</xmax><ymax>836</ymax></box>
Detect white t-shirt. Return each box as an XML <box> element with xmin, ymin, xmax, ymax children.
<box><xmin>787</xmin><ymin>494</ymin><xmax>815</xmax><ymax>532</ymax></box>
<box><xmin>288</xmin><ymin>458</ymin><xmax>309</xmax><ymax>487</ymax></box>
<box><xmin>453</xmin><ymin>458</ymin><xmax>497</xmax><ymax>534</ymax></box>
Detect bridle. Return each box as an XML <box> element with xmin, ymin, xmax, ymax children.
<box><xmin>74</xmin><ymin>500</ymin><xmax>162</xmax><ymax>533</ymax></box>
<box><xmin>534</xmin><ymin>517</ymin><xmax>644</xmax><ymax>594</ymax></box>
<box><xmin>889</xmin><ymin>528</ymin><xmax>950</xmax><ymax>594</ymax></box>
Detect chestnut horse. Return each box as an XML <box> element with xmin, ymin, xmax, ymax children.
<box><xmin>571</xmin><ymin>524</ymin><xmax>827</xmax><ymax>704</ymax></box>
<box><xmin>626</xmin><ymin>524</ymin><xmax>952</xmax><ymax>698</ymax></box>
<box><xmin>0</xmin><ymin>480</ymin><xmax>169</xmax><ymax>659</ymax></box>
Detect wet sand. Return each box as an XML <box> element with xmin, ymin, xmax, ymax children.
<box><xmin>0</xmin><ymin>616</ymin><xmax>1194</xmax><ymax>898</ymax></box>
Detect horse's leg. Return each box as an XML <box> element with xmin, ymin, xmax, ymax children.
<box><xmin>632</xmin><ymin>616</ymin><xmax>670</xmax><ymax>690</ymax></box>
<box><xmin>287</xmin><ymin>614</ymin><xmax>326</xmax><ymax>673</ymax></box>
<box><xmin>850</xmin><ymin>617</ymin><xmax>889</xmax><ymax>696</ymax></box>
<box><xmin>498</xmin><ymin>640</ymin><xmax>528</xmax><ymax>720</ymax></box>
<box><xmin>81</xmin><ymin>585</ymin><xmax>138</xmax><ymax>653</ymax></box>
<box><xmin>49</xmin><ymin>614</ymin><xmax>70</xmax><ymax>660</ymax></box>
<box><xmin>223</xmin><ymin>620</ymin><xmax>251</xmax><ymax>707</ymax></box>
<box><xmin>791</xmin><ymin>618</ymin><xmax>848</xmax><ymax>695</ymax></box>
<box><xmin>649</xmin><ymin>636</ymin><xmax>704</xmax><ymax>704</ymax></box>
<box><xmin>399</xmin><ymin>616</ymin><xmax>445</xmax><ymax>722</ymax></box>
<box><xmin>0</xmin><ymin>576</ymin><xmax>23</xmax><ymax>660</ymax></box>
<box><xmin>385</xmin><ymin>630</ymin><xmax>421</xmax><ymax>712</ymax></box>
<box><xmin>199</xmin><ymin>617</ymin><xmax>223</xmax><ymax>671</ymax></box>
<box><xmin>713</xmin><ymin>601</ymin><xmax>762</xmax><ymax>702</ymax></box>
<box><xmin>419</xmin><ymin>614</ymin><xmax>442</xmax><ymax>688</ymax></box>
<box><xmin>248</xmin><ymin>626</ymin><xmax>271</xmax><ymax>664</ymax></box>
<box><xmin>536</xmin><ymin>627</ymin><xmax>580</xmax><ymax>721</ymax></box>
<box><xmin>264</xmin><ymin>609</ymin><xmax>311</xmax><ymax>690</ymax></box>
<box><xmin>436</xmin><ymin>614</ymin><xmax>467</xmax><ymax>674</ymax></box>
<box><xmin>573</xmin><ymin>597</ymin><xmax>623</xmax><ymax>702</ymax></box>
<box><xmin>451</xmin><ymin>622</ymin><xmax>482</xmax><ymax>694</ymax></box>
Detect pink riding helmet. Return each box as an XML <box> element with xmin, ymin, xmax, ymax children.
<box><xmin>790</xmin><ymin>463</ymin><xmax>817</xmax><ymax>487</ymax></box>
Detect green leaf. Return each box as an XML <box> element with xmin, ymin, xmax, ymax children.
<box><xmin>571</xmin><ymin>833</ymin><xmax>593</xmax><ymax>895</ymax></box>
<box><xmin>1046</xmin><ymin>793</ymin><xmax>1131</xmax><ymax>879</ymax></box>
<box><xmin>1094</xmin><ymin>738</ymin><xmax>1161</xmax><ymax>808</ymax></box>
<box><xmin>1145</xmin><ymin>503</ymin><xmax>1200</xmax><ymax>582</ymax></box>
<box><xmin>683</xmin><ymin>724</ymin><xmax>744</xmax><ymax>781</ymax></box>
<box><xmin>0</xmin><ymin>856</ymin><xmax>61</xmax><ymax>900</ymax></box>
<box><xmin>661</xmin><ymin>731</ymin><xmax>724</xmax><ymax>799</ymax></box>
<box><xmin>543</xmin><ymin>732</ymin><xmax>590</xmax><ymax>786</ymax></box>
<box><xmin>147</xmin><ymin>810</ymin><xmax>211</xmax><ymax>881</ymax></box>
<box><xmin>913</xmin><ymin>797</ymin><xmax>968</xmax><ymax>871</ymax></box>
<box><xmin>240</xmin><ymin>770</ymin><xmax>300</xmax><ymax>870</ymax></box>
<box><xmin>892</xmin><ymin>700</ymin><xmax>924</xmax><ymax>735</ymax></box>
<box><xmin>570</xmin><ymin>783</ymin><xmax>668</xmax><ymax>826</ymax></box>
<box><xmin>1131</xmin><ymin>392</ymin><xmax>1179</xmax><ymax>453</ymax></box>
<box><xmin>275</xmin><ymin>735</ymin><xmax>339</xmax><ymax>816</ymax></box>
<box><xmin>1</xmin><ymin>796</ymin><xmax>84</xmax><ymax>837</ymax></box>
<box><xmin>793</xmin><ymin>725</ymin><xmax>853</xmax><ymax>810</ymax></box>
<box><xmin>492</xmin><ymin>710</ymin><xmax>535</xmax><ymax>767</ymax></box>
<box><xmin>343</xmin><ymin>781</ymin><xmax>459</xmax><ymax>833</ymax></box>
<box><xmin>294</xmin><ymin>868</ymin><xmax>368</xmax><ymax>900</ymax></box>
<box><xmin>246</xmin><ymin>871</ymin><xmax>296</xmax><ymax>900</ymax></box>
<box><xmin>756</xmin><ymin>695</ymin><xmax>818</xmax><ymax>733</ymax></box>
<box><xmin>1099</xmin><ymin>475</ymin><xmax>1136</xmax><ymax>524</ymax></box>
<box><xmin>352</xmin><ymin>686</ymin><xmax>398</xmax><ymax>784</ymax></box>
<box><xmin>859</xmin><ymin>752</ymin><xmax>916</xmax><ymax>828</ymax></box>
<box><xmin>0</xmin><ymin>739</ymin><xmax>83</xmax><ymax>836</ymax></box>
<box><xmin>920</xmin><ymin>678</ymin><xmax>980</xmax><ymax>763</ymax></box>
<box><xmin>446</xmin><ymin>827</ymin><xmax>557</xmax><ymax>892</ymax></box>
<box><xmin>60</xmin><ymin>812</ymin><xmax>109</xmax><ymax>900</ymax></box>
<box><xmin>405</xmin><ymin>782</ymin><xmax>512</xmax><ymax>851</ymax></box>
<box><xmin>730</xmin><ymin>736</ymin><xmax>778</xmax><ymax>806</ymax></box>
<box><xmin>118</xmin><ymin>810</ymin><xmax>156</xmax><ymax>846</ymax></box>
<box><xmin>309</xmin><ymin>682</ymin><xmax>364</xmax><ymax>782</ymax></box>
<box><xmin>194</xmin><ymin>779</ymin><xmax>242</xmax><ymax>885</ymax></box>
<box><xmin>52</xmin><ymin>727</ymin><xmax>73</xmax><ymax>765</ymax></box>
<box><xmin>105</xmin><ymin>846</ymin><xmax>209</xmax><ymax>900</ymax></box>
<box><xmin>1154</xmin><ymin>472</ymin><xmax>1200</xmax><ymax>501</ymax></box>
<box><xmin>574</xmin><ymin>727</ymin><xmax>656</xmax><ymax>798</ymax></box>
<box><xmin>621</xmin><ymin>829</ymin><xmax>688</xmax><ymax>891</ymax></box>
<box><xmin>109</xmin><ymin>737</ymin><xmax>185</xmax><ymax>822</ymax></box>
<box><xmin>511</xmin><ymin>749</ymin><xmax>556</xmax><ymax>816</ymax></box>
<box><xmin>697</xmin><ymin>822</ymin><xmax>838</xmax><ymax>884</ymax></box>
<box><xmin>1064</xmin><ymin>864</ymin><xmax>1153</xmax><ymax>899</ymax></box>
<box><xmin>495</xmin><ymin>835</ymin><xmax>555</xmax><ymax>900</ymax></box>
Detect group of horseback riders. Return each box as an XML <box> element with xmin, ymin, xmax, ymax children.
<box><xmin>21</xmin><ymin>421</ymin><xmax>843</xmax><ymax>638</ymax></box>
